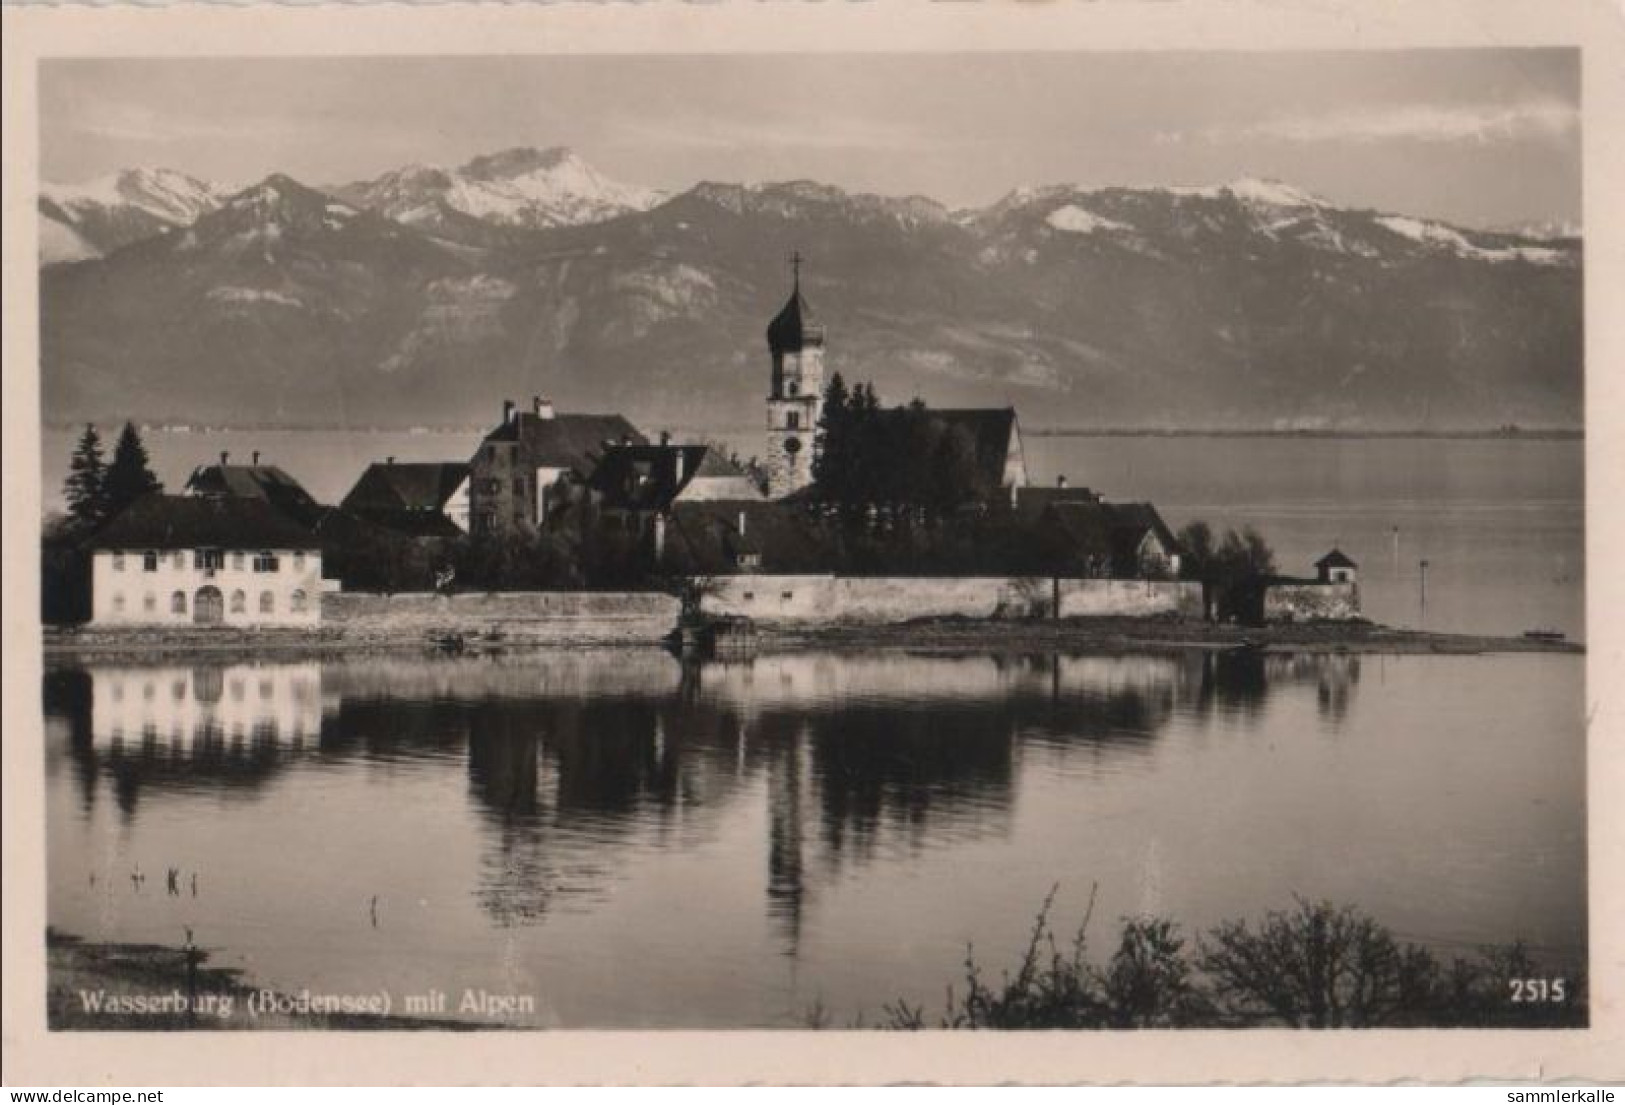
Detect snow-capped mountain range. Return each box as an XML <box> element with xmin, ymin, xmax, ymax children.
<box><xmin>38</xmin><ymin>151</ymin><xmax>1582</xmax><ymax>430</ymax></box>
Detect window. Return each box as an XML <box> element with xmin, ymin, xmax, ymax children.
<box><xmin>786</xmin><ymin>411</ymin><xmax>801</xmax><ymax>429</ymax></box>
<box><xmin>171</xmin><ymin>591</ymin><xmax>186</xmax><ymax>614</ymax></box>
<box><xmin>788</xmin><ymin>381</ymin><xmax>799</xmax><ymax>397</ymax></box>
<box><xmin>143</xmin><ymin>593</ymin><xmax>156</xmax><ymax>613</ymax></box>
<box><xmin>253</xmin><ymin>552</ymin><xmax>279</xmax><ymax>573</ymax></box>
<box><xmin>290</xmin><ymin>589</ymin><xmax>308</xmax><ymax>613</ymax></box>
<box><xmin>259</xmin><ymin>591</ymin><xmax>275</xmax><ymax>614</ymax></box>
<box><xmin>781</xmin><ymin>591</ymin><xmax>794</xmax><ymax>601</ymax></box>
<box><xmin>112</xmin><ymin>593</ymin><xmax>126</xmax><ymax>613</ymax></box>
<box><xmin>230</xmin><ymin>590</ymin><xmax>246</xmax><ymax>614</ymax></box>
<box><xmin>112</xmin><ymin>552</ymin><xmax>125</xmax><ymax>571</ymax></box>
<box><xmin>172</xmin><ymin>551</ymin><xmax>186</xmax><ymax>569</ymax></box>
<box><xmin>143</xmin><ymin>551</ymin><xmax>159</xmax><ymax>572</ymax></box>
<box><xmin>232</xmin><ymin>552</ymin><xmax>245</xmax><ymax>571</ymax></box>
<box><xmin>195</xmin><ymin>549</ymin><xmax>224</xmax><ymax>571</ymax></box>
<box><xmin>293</xmin><ymin>552</ymin><xmax>306</xmax><ymax>571</ymax></box>
<box><xmin>742</xmin><ymin>591</ymin><xmax>755</xmax><ymax>601</ymax></box>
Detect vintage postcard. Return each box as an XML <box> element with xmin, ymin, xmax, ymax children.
<box><xmin>3</xmin><ymin>0</ymin><xmax>1623</xmax><ymax>1086</ymax></box>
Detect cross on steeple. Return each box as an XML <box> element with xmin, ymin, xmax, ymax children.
<box><xmin>788</xmin><ymin>250</ymin><xmax>804</xmax><ymax>288</ymax></box>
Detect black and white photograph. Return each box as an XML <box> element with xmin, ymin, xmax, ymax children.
<box><xmin>6</xmin><ymin>0</ymin><xmax>1622</xmax><ymax>1085</ymax></box>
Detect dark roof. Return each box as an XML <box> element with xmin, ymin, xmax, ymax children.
<box><xmin>94</xmin><ymin>494</ymin><xmax>321</xmax><ymax>551</ymax></box>
<box><xmin>483</xmin><ymin>412</ymin><xmax>647</xmax><ymax>473</ymax></box>
<box><xmin>1315</xmin><ymin>548</ymin><xmax>1358</xmax><ymax>569</ymax></box>
<box><xmin>183</xmin><ymin>464</ymin><xmax>323</xmax><ymax>526</ymax></box>
<box><xmin>767</xmin><ymin>284</ymin><xmax>824</xmax><ymax>353</ymax></box>
<box><xmin>1013</xmin><ymin>484</ymin><xmax>1102</xmax><ymax>522</ymax></box>
<box><xmin>665</xmin><ymin>500</ymin><xmax>829</xmax><ymax>575</ymax></box>
<box><xmin>341</xmin><ymin>461</ymin><xmax>469</xmax><ymax>514</ymax></box>
<box><xmin>590</xmin><ymin>444</ymin><xmax>754</xmax><ymax>512</ymax></box>
<box><xmin>1042</xmin><ymin>501</ymin><xmax>1180</xmax><ymax>576</ymax></box>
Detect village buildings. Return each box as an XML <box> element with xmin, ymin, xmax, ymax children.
<box><xmin>340</xmin><ymin>460</ymin><xmax>471</xmax><ymax>537</ymax></box>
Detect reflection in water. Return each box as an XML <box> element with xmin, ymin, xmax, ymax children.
<box><xmin>52</xmin><ymin>648</ymin><xmax>1363</xmax><ymax>944</ymax></box>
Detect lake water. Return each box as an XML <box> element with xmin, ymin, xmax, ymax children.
<box><xmin>41</xmin><ymin>428</ymin><xmax>1585</xmax><ymax>639</ymax></box>
<box><xmin>45</xmin><ymin>647</ymin><xmax>1585</xmax><ymax>1028</ymax></box>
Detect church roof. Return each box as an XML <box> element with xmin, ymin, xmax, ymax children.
<box><xmin>767</xmin><ymin>284</ymin><xmax>824</xmax><ymax>353</ymax></box>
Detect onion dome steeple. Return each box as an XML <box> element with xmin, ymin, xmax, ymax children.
<box><xmin>767</xmin><ymin>251</ymin><xmax>825</xmax><ymax>353</ymax></box>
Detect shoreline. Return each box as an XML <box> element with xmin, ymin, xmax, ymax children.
<box><xmin>43</xmin><ymin>615</ymin><xmax>1583</xmax><ymax>665</ymax></box>
<box><xmin>45</xmin><ymin>929</ymin><xmax>496</xmax><ymax>1031</ymax></box>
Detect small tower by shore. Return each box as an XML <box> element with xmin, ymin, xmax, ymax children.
<box><xmin>764</xmin><ymin>253</ymin><xmax>825</xmax><ymax>499</ymax></box>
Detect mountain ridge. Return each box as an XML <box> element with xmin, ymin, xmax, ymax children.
<box><xmin>39</xmin><ymin>156</ymin><xmax>1582</xmax><ymax>432</ymax></box>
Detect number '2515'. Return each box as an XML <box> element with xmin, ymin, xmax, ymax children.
<box><xmin>1509</xmin><ymin>978</ymin><xmax>1567</xmax><ymax>1003</ymax></box>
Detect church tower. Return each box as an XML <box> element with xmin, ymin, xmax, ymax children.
<box><xmin>765</xmin><ymin>253</ymin><xmax>825</xmax><ymax>498</ymax></box>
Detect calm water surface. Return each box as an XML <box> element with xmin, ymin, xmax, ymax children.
<box><xmin>46</xmin><ymin>648</ymin><xmax>1585</xmax><ymax>1028</ymax></box>
<box><xmin>43</xmin><ymin>429</ymin><xmax>1585</xmax><ymax>639</ymax></box>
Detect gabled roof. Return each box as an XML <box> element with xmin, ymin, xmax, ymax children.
<box><xmin>1013</xmin><ymin>484</ymin><xmax>1102</xmax><ymax>522</ymax></box>
<box><xmin>484</xmin><ymin>412</ymin><xmax>647</xmax><ymax>473</ymax></box>
<box><xmin>1315</xmin><ymin>548</ymin><xmax>1358</xmax><ymax>569</ymax></box>
<box><xmin>1042</xmin><ymin>500</ymin><xmax>1180</xmax><ymax>576</ymax></box>
<box><xmin>93</xmin><ymin>493</ymin><xmax>321</xmax><ymax>551</ymax></box>
<box><xmin>664</xmin><ymin>500</ymin><xmax>829</xmax><ymax>575</ymax></box>
<box><xmin>590</xmin><ymin>444</ymin><xmax>757</xmax><ymax>512</ymax></box>
<box><xmin>341</xmin><ymin>461</ymin><xmax>469</xmax><ymax>514</ymax></box>
<box><xmin>184</xmin><ymin>463</ymin><xmax>323</xmax><ymax>526</ymax></box>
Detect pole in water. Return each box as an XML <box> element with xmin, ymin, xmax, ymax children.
<box><xmin>1419</xmin><ymin>558</ymin><xmax>1430</xmax><ymax>622</ymax></box>
<box><xmin>1392</xmin><ymin>526</ymin><xmax>1400</xmax><ymax>574</ymax></box>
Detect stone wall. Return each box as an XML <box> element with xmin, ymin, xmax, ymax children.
<box><xmin>324</xmin><ymin>591</ymin><xmax>680</xmax><ymax>643</ymax></box>
<box><xmin>1263</xmin><ymin>581</ymin><xmax>1361</xmax><ymax>623</ymax></box>
<box><xmin>701</xmin><ymin>575</ymin><xmax>1201</xmax><ymax>623</ymax></box>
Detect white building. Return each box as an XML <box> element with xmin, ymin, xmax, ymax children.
<box><xmin>90</xmin><ymin>494</ymin><xmax>324</xmax><ymax>627</ymax></box>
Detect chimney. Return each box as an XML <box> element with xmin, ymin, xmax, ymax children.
<box><xmin>533</xmin><ymin>396</ymin><xmax>555</xmax><ymax>420</ymax></box>
<box><xmin>653</xmin><ymin>512</ymin><xmax>666</xmax><ymax>561</ymax></box>
<box><xmin>386</xmin><ymin>456</ymin><xmax>395</xmax><ymax>465</ymax></box>
<box><xmin>220</xmin><ymin>451</ymin><xmax>230</xmax><ymax>467</ymax></box>
<box><xmin>253</xmin><ymin>450</ymin><xmax>262</xmax><ymax>465</ymax></box>
<box><xmin>675</xmin><ymin>448</ymin><xmax>687</xmax><ymax>485</ymax></box>
<box><xmin>1057</xmin><ymin>474</ymin><xmax>1068</xmax><ymax>489</ymax></box>
<box><xmin>659</xmin><ymin>430</ymin><xmax>671</xmax><ymax>447</ymax></box>
<box><xmin>502</xmin><ymin>399</ymin><xmax>516</xmax><ymax>425</ymax></box>
<box><xmin>737</xmin><ymin>510</ymin><xmax>747</xmax><ymax>538</ymax></box>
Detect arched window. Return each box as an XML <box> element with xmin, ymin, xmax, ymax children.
<box><xmin>290</xmin><ymin>589</ymin><xmax>308</xmax><ymax>614</ymax></box>
<box><xmin>259</xmin><ymin>591</ymin><xmax>275</xmax><ymax>614</ymax></box>
<box><xmin>230</xmin><ymin>590</ymin><xmax>246</xmax><ymax>614</ymax></box>
<box><xmin>171</xmin><ymin>591</ymin><xmax>187</xmax><ymax>614</ymax></box>
<box><xmin>143</xmin><ymin>593</ymin><xmax>156</xmax><ymax>613</ymax></box>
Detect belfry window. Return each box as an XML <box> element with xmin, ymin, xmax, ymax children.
<box><xmin>786</xmin><ymin>411</ymin><xmax>801</xmax><ymax>430</ymax></box>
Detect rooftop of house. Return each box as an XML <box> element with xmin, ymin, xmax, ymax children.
<box><xmin>93</xmin><ymin>493</ymin><xmax>321</xmax><ymax>551</ymax></box>
<box><xmin>590</xmin><ymin>443</ymin><xmax>758</xmax><ymax>512</ymax></box>
<box><xmin>184</xmin><ymin>461</ymin><xmax>324</xmax><ymax>526</ymax></box>
<box><xmin>341</xmin><ymin>461</ymin><xmax>470</xmax><ymax>515</ymax></box>
<box><xmin>1013</xmin><ymin>483</ymin><xmax>1102</xmax><ymax>522</ymax></box>
<box><xmin>664</xmin><ymin>500</ymin><xmax>829</xmax><ymax>575</ymax></box>
<box><xmin>482</xmin><ymin>409</ymin><xmax>648</xmax><ymax>473</ymax></box>
<box><xmin>1042</xmin><ymin>500</ymin><xmax>1182</xmax><ymax>573</ymax></box>
<box><xmin>1315</xmin><ymin>548</ymin><xmax>1358</xmax><ymax>569</ymax></box>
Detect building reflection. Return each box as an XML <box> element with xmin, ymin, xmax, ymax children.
<box><xmin>47</xmin><ymin>645</ymin><xmax>1360</xmax><ymax>943</ymax></box>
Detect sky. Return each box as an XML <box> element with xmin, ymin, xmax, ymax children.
<box><xmin>41</xmin><ymin>49</ymin><xmax>1580</xmax><ymax>229</ymax></box>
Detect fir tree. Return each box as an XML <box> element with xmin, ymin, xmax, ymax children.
<box><xmin>813</xmin><ymin>373</ymin><xmax>851</xmax><ymax>499</ymax></box>
<box><xmin>102</xmin><ymin>422</ymin><xmax>164</xmax><ymax>518</ymax></box>
<box><xmin>63</xmin><ymin>423</ymin><xmax>108</xmax><ymax>528</ymax></box>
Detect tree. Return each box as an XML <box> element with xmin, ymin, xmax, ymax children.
<box><xmin>62</xmin><ymin>424</ymin><xmax>108</xmax><ymax>528</ymax></box>
<box><xmin>102</xmin><ymin>422</ymin><xmax>163</xmax><ymax>519</ymax></box>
